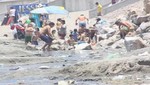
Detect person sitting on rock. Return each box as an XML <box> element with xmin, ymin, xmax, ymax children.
<box><xmin>115</xmin><ymin>20</ymin><xmax>135</xmax><ymax>39</ymax></box>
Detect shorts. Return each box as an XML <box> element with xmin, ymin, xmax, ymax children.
<box><xmin>79</xmin><ymin>22</ymin><xmax>86</xmax><ymax>27</ymax></box>
<box><xmin>25</xmin><ymin>36</ymin><xmax>32</xmax><ymax>43</ymax></box>
<box><xmin>40</xmin><ymin>35</ymin><xmax>53</xmax><ymax>44</ymax></box>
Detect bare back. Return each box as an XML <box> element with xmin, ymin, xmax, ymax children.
<box><xmin>40</xmin><ymin>25</ymin><xmax>51</xmax><ymax>36</ymax></box>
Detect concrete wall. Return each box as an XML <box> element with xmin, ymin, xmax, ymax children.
<box><xmin>48</xmin><ymin>0</ymin><xmax>65</xmax><ymax>6</ymax></box>
<box><xmin>89</xmin><ymin>0</ymin><xmax>140</xmax><ymax>18</ymax></box>
<box><xmin>65</xmin><ymin>0</ymin><xmax>111</xmax><ymax>12</ymax></box>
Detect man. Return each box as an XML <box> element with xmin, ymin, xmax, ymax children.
<box><xmin>75</xmin><ymin>14</ymin><xmax>89</xmax><ymax>35</ymax></box>
<box><xmin>115</xmin><ymin>20</ymin><xmax>135</xmax><ymax>39</ymax></box>
<box><xmin>39</xmin><ymin>21</ymin><xmax>55</xmax><ymax>51</ymax></box>
<box><xmin>95</xmin><ymin>2</ymin><xmax>102</xmax><ymax>16</ymax></box>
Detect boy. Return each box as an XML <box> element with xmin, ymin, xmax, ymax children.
<box><xmin>32</xmin><ymin>28</ymin><xmax>40</xmax><ymax>45</ymax></box>
<box><xmin>25</xmin><ymin>24</ymin><xmax>34</xmax><ymax>44</ymax></box>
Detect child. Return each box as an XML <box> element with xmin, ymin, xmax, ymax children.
<box><xmin>71</xmin><ymin>29</ymin><xmax>78</xmax><ymax>42</ymax></box>
<box><xmin>51</xmin><ymin>30</ymin><xmax>56</xmax><ymax>39</ymax></box>
<box><xmin>67</xmin><ymin>34</ymin><xmax>75</xmax><ymax>46</ymax></box>
<box><xmin>25</xmin><ymin>24</ymin><xmax>34</xmax><ymax>44</ymax></box>
<box><xmin>32</xmin><ymin>28</ymin><xmax>40</xmax><ymax>45</ymax></box>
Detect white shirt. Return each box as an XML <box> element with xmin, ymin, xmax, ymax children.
<box><xmin>9</xmin><ymin>9</ymin><xmax>16</xmax><ymax>17</ymax></box>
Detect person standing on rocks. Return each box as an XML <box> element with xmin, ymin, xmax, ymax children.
<box><xmin>95</xmin><ymin>2</ymin><xmax>102</xmax><ymax>16</ymax></box>
<box><xmin>39</xmin><ymin>22</ymin><xmax>55</xmax><ymax>51</ymax></box>
<box><xmin>115</xmin><ymin>20</ymin><xmax>135</xmax><ymax>39</ymax></box>
<box><xmin>75</xmin><ymin>14</ymin><xmax>89</xmax><ymax>35</ymax></box>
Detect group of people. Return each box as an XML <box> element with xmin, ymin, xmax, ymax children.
<box><xmin>8</xmin><ymin>1</ymin><xmax>138</xmax><ymax>51</ymax></box>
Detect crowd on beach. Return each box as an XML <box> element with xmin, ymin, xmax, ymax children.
<box><xmin>2</xmin><ymin>1</ymin><xmax>150</xmax><ymax>51</ymax></box>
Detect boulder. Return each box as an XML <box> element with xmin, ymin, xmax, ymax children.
<box><xmin>124</xmin><ymin>37</ymin><xmax>146</xmax><ymax>52</ymax></box>
<box><xmin>75</xmin><ymin>43</ymin><xmax>92</xmax><ymax>50</ymax></box>
<box><xmin>111</xmin><ymin>39</ymin><xmax>125</xmax><ymax>49</ymax></box>
<box><xmin>136</xmin><ymin>22</ymin><xmax>150</xmax><ymax>33</ymax></box>
<box><xmin>142</xmin><ymin>33</ymin><xmax>150</xmax><ymax>40</ymax></box>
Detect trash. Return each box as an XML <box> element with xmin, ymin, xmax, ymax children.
<box><xmin>58</xmin><ymin>80</ymin><xmax>75</xmax><ymax>85</ymax></box>
<box><xmin>112</xmin><ymin>75</ymin><xmax>125</xmax><ymax>80</ymax></box>
<box><xmin>39</xmin><ymin>66</ymin><xmax>50</xmax><ymax>69</ymax></box>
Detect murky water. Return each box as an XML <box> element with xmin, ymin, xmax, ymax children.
<box><xmin>0</xmin><ymin>50</ymin><xmax>114</xmax><ymax>85</ymax></box>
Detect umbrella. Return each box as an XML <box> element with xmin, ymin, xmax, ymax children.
<box><xmin>30</xmin><ymin>6</ymin><xmax>69</xmax><ymax>15</ymax></box>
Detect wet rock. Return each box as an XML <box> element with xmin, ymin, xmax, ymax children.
<box><xmin>58</xmin><ymin>80</ymin><xmax>75</xmax><ymax>85</ymax></box>
<box><xmin>124</xmin><ymin>37</ymin><xmax>146</xmax><ymax>52</ymax></box>
<box><xmin>74</xmin><ymin>43</ymin><xmax>92</xmax><ymax>50</ymax></box>
<box><xmin>39</xmin><ymin>66</ymin><xmax>50</xmax><ymax>69</ymax></box>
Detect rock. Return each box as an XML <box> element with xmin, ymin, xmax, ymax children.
<box><xmin>111</xmin><ymin>39</ymin><xmax>124</xmax><ymax>49</ymax></box>
<box><xmin>39</xmin><ymin>66</ymin><xmax>50</xmax><ymax>69</ymax></box>
<box><xmin>26</xmin><ymin>43</ymin><xmax>38</xmax><ymax>50</ymax></box>
<box><xmin>58</xmin><ymin>80</ymin><xmax>75</xmax><ymax>85</ymax></box>
<box><xmin>52</xmin><ymin>40</ymin><xmax>61</xmax><ymax>45</ymax></box>
<box><xmin>138</xmin><ymin>60</ymin><xmax>150</xmax><ymax>66</ymax></box>
<box><xmin>138</xmin><ymin>51</ymin><xmax>149</xmax><ymax>56</ymax></box>
<box><xmin>51</xmin><ymin>44</ymin><xmax>60</xmax><ymax>51</ymax></box>
<box><xmin>3</xmin><ymin>34</ymin><xmax>8</xmax><ymax>37</ymax></box>
<box><xmin>144</xmin><ymin>0</ymin><xmax>150</xmax><ymax>14</ymax></box>
<box><xmin>124</xmin><ymin>37</ymin><xmax>146</xmax><ymax>52</ymax></box>
<box><xmin>136</xmin><ymin>22</ymin><xmax>150</xmax><ymax>33</ymax></box>
<box><xmin>141</xmin><ymin>33</ymin><xmax>150</xmax><ymax>40</ymax></box>
<box><xmin>75</xmin><ymin>43</ymin><xmax>92</xmax><ymax>50</ymax></box>
<box><xmin>100</xmin><ymin>39</ymin><xmax>116</xmax><ymax>47</ymax></box>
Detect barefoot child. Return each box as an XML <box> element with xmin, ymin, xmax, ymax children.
<box><xmin>25</xmin><ymin>24</ymin><xmax>34</xmax><ymax>44</ymax></box>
